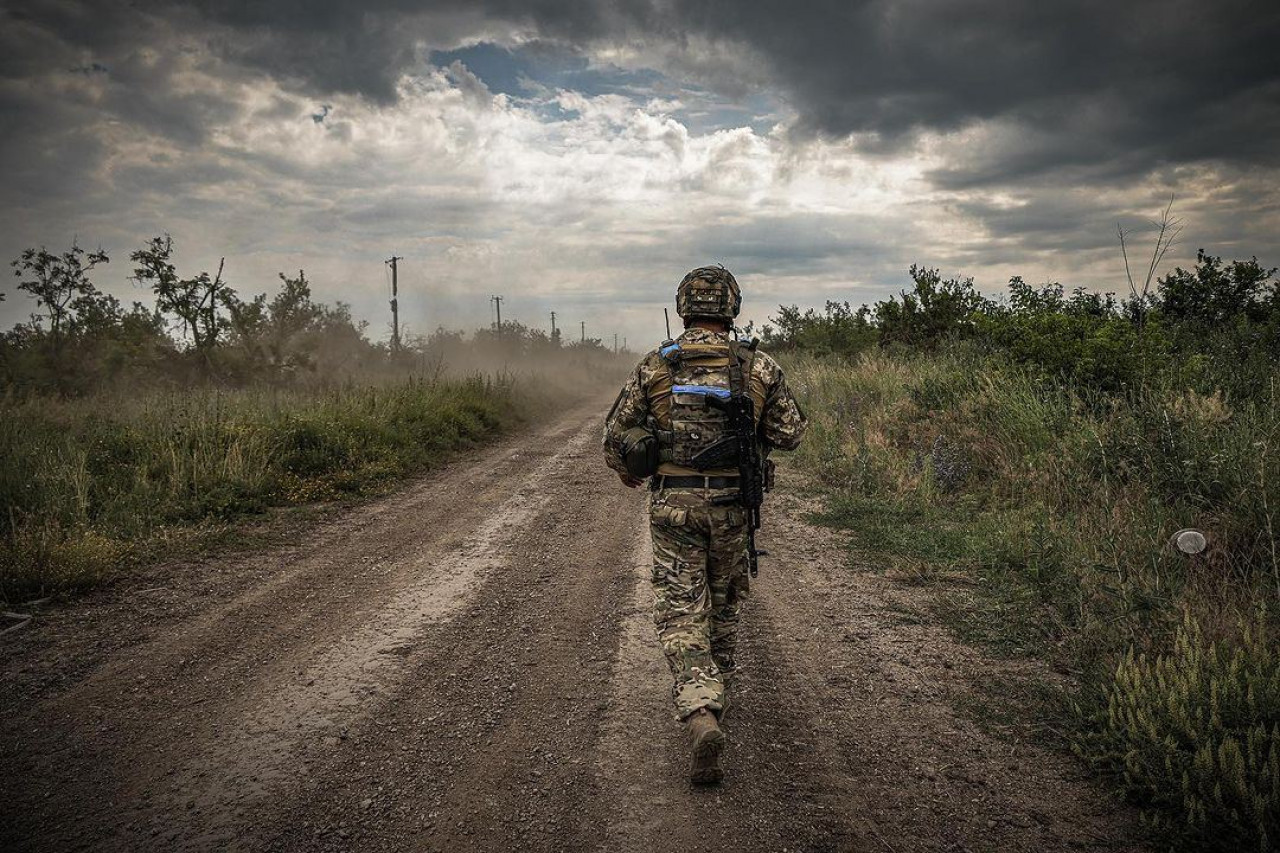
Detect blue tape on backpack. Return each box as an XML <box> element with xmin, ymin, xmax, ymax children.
<box><xmin>660</xmin><ymin>342</ymin><xmax>681</xmax><ymax>358</ymax></box>
<box><xmin>672</xmin><ymin>384</ymin><xmax>731</xmax><ymax>399</ymax></box>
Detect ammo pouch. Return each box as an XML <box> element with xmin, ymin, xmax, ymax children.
<box><xmin>621</xmin><ymin>427</ymin><xmax>661</xmax><ymax>479</ymax></box>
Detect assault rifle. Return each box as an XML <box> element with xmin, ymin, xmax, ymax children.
<box><xmin>712</xmin><ymin>390</ymin><xmax>768</xmax><ymax>577</ymax></box>
<box><xmin>689</xmin><ymin>338</ymin><xmax>769</xmax><ymax>576</ymax></box>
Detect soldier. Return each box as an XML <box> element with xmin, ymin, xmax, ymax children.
<box><xmin>602</xmin><ymin>265</ymin><xmax>807</xmax><ymax>784</ymax></box>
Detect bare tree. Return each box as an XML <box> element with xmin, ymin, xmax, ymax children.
<box><xmin>1117</xmin><ymin>194</ymin><xmax>1184</xmax><ymax>328</ymax></box>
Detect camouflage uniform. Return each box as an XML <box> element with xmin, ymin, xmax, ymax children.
<box><xmin>603</xmin><ymin>327</ymin><xmax>806</xmax><ymax>720</ymax></box>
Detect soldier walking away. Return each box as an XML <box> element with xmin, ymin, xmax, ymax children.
<box><xmin>601</xmin><ymin>265</ymin><xmax>807</xmax><ymax>784</ymax></box>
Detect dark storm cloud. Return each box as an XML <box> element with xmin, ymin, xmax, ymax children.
<box><xmin>178</xmin><ymin>0</ymin><xmax>1280</xmax><ymax>179</ymax></box>
<box><xmin>8</xmin><ymin>0</ymin><xmax>1278</xmax><ymax>183</ymax></box>
<box><xmin>713</xmin><ymin>1</ymin><xmax>1280</xmax><ymax>153</ymax></box>
<box><xmin>563</xmin><ymin>0</ymin><xmax>1280</xmax><ymax>182</ymax></box>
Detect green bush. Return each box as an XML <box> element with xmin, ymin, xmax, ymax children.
<box><xmin>976</xmin><ymin>308</ymin><xmax>1171</xmax><ymax>393</ymax></box>
<box><xmin>762</xmin><ymin>300</ymin><xmax>878</xmax><ymax>355</ymax></box>
<box><xmin>1084</xmin><ymin>612</ymin><xmax>1280</xmax><ymax>852</ymax></box>
<box><xmin>875</xmin><ymin>265</ymin><xmax>989</xmax><ymax>349</ymax></box>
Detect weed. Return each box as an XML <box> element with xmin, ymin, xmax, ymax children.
<box><xmin>0</xmin><ymin>374</ymin><xmax>533</xmax><ymax>601</ymax></box>
<box><xmin>1079</xmin><ymin>611</ymin><xmax>1280</xmax><ymax>852</ymax></box>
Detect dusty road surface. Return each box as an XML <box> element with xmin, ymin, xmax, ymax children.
<box><xmin>2</xmin><ymin>401</ymin><xmax>1144</xmax><ymax>852</ymax></box>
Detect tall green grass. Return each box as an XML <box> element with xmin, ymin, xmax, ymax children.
<box><xmin>1</xmin><ymin>374</ymin><xmax>531</xmax><ymax>601</ymax></box>
<box><xmin>788</xmin><ymin>348</ymin><xmax>1280</xmax><ymax>850</ymax></box>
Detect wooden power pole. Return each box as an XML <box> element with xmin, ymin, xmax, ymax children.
<box><xmin>386</xmin><ymin>255</ymin><xmax>402</xmax><ymax>351</ymax></box>
<box><xmin>580</xmin><ymin>320</ymin><xmax>585</xmax><ymax>343</ymax></box>
<box><xmin>550</xmin><ymin>311</ymin><xmax>558</xmax><ymax>345</ymax></box>
<box><xmin>491</xmin><ymin>295</ymin><xmax>503</xmax><ymax>333</ymax></box>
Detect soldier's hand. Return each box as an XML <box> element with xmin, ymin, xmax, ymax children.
<box><xmin>617</xmin><ymin>472</ymin><xmax>643</xmax><ymax>489</ymax></box>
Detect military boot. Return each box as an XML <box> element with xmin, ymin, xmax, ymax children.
<box><xmin>685</xmin><ymin>708</ymin><xmax>725</xmax><ymax>784</ymax></box>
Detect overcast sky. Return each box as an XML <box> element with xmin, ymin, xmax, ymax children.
<box><xmin>2</xmin><ymin>0</ymin><xmax>1278</xmax><ymax>349</ymax></box>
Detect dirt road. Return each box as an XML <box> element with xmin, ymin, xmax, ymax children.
<box><xmin>2</xmin><ymin>401</ymin><xmax>1142</xmax><ymax>852</ymax></box>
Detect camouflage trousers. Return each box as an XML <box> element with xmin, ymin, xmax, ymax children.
<box><xmin>648</xmin><ymin>486</ymin><xmax>750</xmax><ymax>721</ymax></box>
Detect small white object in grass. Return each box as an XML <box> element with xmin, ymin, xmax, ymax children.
<box><xmin>1172</xmin><ymin>528</ymin><xmax>1207</xmax><ymax>555</ymax></box>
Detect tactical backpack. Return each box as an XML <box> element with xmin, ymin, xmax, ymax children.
<box><xmin>653</xmin><ymin>337</ymin><xmax>759</xmax><ymax>470</ymax></box>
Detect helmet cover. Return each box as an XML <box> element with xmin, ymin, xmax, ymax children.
<box><xmin>676</xmin><ymin>265</ymin><xmax>741</xmax><ymax>321</ymax></box>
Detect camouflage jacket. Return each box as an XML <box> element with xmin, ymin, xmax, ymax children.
<box><xmin>602</xmin><ymin>327</ymin><xmax>807</xmax><ymax>478</ymax></box>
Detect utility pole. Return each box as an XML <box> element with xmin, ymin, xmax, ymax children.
<box><xmin>613</xmin><ymin>333</ymin><xmax>618</xmax><ymax>353</ymax></box>
<box><xmin>580</xmin><ymin>320</ymin><xmax>585</xmax><ymax>343</ymax></box>
<box><xmin>491</xmin><ymin>295</ymin><xmax>503</xmax><ymax>334</ymax></box>
<box><xmin>550</xmin><ymin>311</ymin><xmax>559</xmax><ymax>346</ymax></box>
<box><xmin>386</xmin><ymin>255</ymin><xmax>402</xmax><ymax>351</ymax></box>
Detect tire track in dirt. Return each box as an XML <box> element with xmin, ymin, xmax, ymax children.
<box><xmin>255</xmin><ymin>417</ymin><xmax>644</xmax><ymax>852</ymax></box>
<box><xmin>0</xmin><ymin>403</ymin><xmax>606</xmax><ymax>852</ymax></box>
<box><xmin>163</xmin><ymin>425</ymin><xmax>599</xmax><ymax>847</ymax></box>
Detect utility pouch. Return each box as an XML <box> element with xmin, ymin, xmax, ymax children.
<box><xmin>688</xmin><ymin>436</ymin><xmax>739</xmax><ymax>470</ymax></box>
<box><xmin>651</xmin><ymin>504</ymin><xmax>688</xmax><ymax>526</ymax></box>
<box><xmin>621</xmin><ymin>427</ymin><xmax>660</xmax><ymax>479</ymax></box>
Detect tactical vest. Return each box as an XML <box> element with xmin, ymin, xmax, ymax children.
<box><xmin>648</xmin><ymin>337</ymin><xmax>764</xmax><ymax>474</ymax></box>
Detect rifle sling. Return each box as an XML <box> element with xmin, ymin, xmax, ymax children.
<box><xmin>726</xmin><ymin>339</ymin><xmax>757</xmax><ymax>440</ymax></box>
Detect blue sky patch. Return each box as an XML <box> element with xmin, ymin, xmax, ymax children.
<box><xmin>428</xmin><ymin>41</ymin><xmax>777</xmax><ymax>133</ymax></box>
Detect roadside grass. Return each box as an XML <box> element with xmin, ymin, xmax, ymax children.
<box><xmin>951</xmin><ymin>671</ymin><xmax>1075</xmax><ymax>750</ymax></box>
<box><xmin>0</xmin><ymin>374</ymin><xmax>543</xmax><ymax>602</ymax></box>
<box><xmin>787</xmin><ymin>347</ymin><xmax>1280</xmax><ymax>851</ymax></box>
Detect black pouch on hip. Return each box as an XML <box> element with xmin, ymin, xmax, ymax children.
<box><xmin>621</xmin><ymin>427</ymin><xmax>660</xmax><ymax>479</ymax></box>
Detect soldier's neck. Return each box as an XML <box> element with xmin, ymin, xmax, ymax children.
<box><xmin>686</xmin><ymin>320</ymin><xmax>730</xmax><ymax>334</ymax></box>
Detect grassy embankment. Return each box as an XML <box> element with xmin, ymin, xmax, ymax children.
<box><xmin>0</xmin><ymin>373</ymin><xmax>545</xmax><ymax>602</ymax></box>
<box><xmin>787</xmin><ymin>348</ymin><xmax>1279</xmax><ymax>850</ymax></box>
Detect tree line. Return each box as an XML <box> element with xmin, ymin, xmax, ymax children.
<box><xmin>763</xmin><ymin>251</ymin><xmax>1279</xmax><ymax>399</ymax></box>
<box><xmin>3</xmin><ymin>237</ymin><xmax>612</xmax><ymax>397</ymax></box>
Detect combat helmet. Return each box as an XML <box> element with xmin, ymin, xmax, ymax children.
<box><xmin>676</xmin><ymin>265</ymin><xmax>741</xmax><ymax>322</ymax></box>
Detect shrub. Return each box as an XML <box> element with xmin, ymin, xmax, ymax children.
<box><xmin>976</xmin><ymin>306</ymin><xmax>1173</xmax><ymax>393</ymax></box>
<box><xmin>875</xmin><ymin>265</ymin><xmax>990</xmax><ymax>349</ymax></box>
<box><xmin>1083</xmin><ymin>612</ymin><xmax>1280</xmax><ymax>852</ymax></box>
<box><xmin>762</xmin><ymin>301</ymin><xmax>878</xmax><ymax>355</ymax></box>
